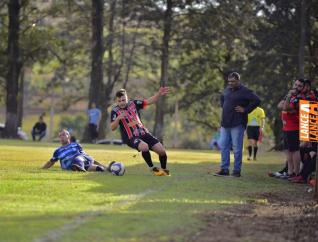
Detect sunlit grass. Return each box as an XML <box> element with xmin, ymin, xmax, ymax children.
<box><xmin>0</xmin><ymin>140</ymin><xmax>299</xmax><ymax>242</ymax></box>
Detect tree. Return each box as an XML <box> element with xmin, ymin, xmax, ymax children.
<box><xmin>153</xmin><ymin>0</ymin><xmax>172</xmax><ymax>142</ymax></box>
<box><xmin>81</xmin><ymin>0</ymin><xmax>105</xmax><ymax>143</ymax></box>
<box><xmin>4</xmin><ymin>0</ymin><xmax>22</xmax><ymax>138</ymax></box>
<box><xmin>298</xmin><ymin>0</ymin><xmax>307</xmax><ymax>77</ymax></box>
<box><xmin>243</xmin><ymin>0</ymin><xmax>311</xmax><ymax>149</ymax></box>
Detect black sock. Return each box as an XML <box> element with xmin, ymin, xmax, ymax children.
<box><xmin>253</xmin><ymin>146</ymin><xmax>258</xmax><ymax>158</ymax></box>
<box><xmin>248</xmin><ymin>146</ymin><xmax>252</xmax><ymax>157</ymax></box>
<box><xmin>142</xmin><ymin>151</ymin><xmax>154</xmax><ymax>168</ymax></box>
<box><xmin>96</xmin><ymin>166</ymin><xmax>105</xmax><ymax>172</ymax></box>
<box><xmin>159</xmin><ymin>154</ymin><xmax>167</xmax><ymax>170</ymax></box>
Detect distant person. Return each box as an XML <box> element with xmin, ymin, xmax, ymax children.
<box><xmin>246</xmin><ymin>107</ymin><xmax>266</xmax><ymax>160</ymax></box>
<box><xmin>87</xmin><ymin>102</ymin><xmax>102</xmax><ymax>143</ymax></box>
<box><xmin>42</xmin><ymin>129</ymin><xmax>107</xmax><ymax>172</ymax></box>
<box><xmin>31</xmin><ymin>116</ymin><xmax>47</xmax><ymax>141</ymax></box>
<box><xmin>209</xmin><ymin>129</ymin><xmax>221</xmax><ymax>150</ymax></box>
<box><xmin>110</xmin><ymin>87</ymin><xmax>170</xmax><ymax>176</ymax></box>
<box><xmin>214</xmin><ymin>72</ymin><xmax>260</xmax><ymax>177</ymax></box>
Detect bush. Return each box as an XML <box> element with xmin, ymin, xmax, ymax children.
<box><xmin>58</xmin><ymin>113</ymin><xmax>86</xmax><ymax>139</ymax></box>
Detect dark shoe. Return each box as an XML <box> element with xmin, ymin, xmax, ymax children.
<box><xmin>291</xmin><ymin>175</ymin><xmax>306</xmax><ymax>184</ymax></box>
<box><xmin>231</xmin><ymin>171</ymin><xmax>241</xmax><ymax>177</ymax></box>
<box><xmin>71</xmin><ymin>164</ymin><xmax>86</xmax><ymax>172</ymax></box>
<box><xmin>287</xmin><ymin>174</ymin><xmax>297</xmax><ymax>181</ymax></box>
<box><xmin>214</xmin><ymin>169</ymin><xmax>230</xmax><ymax>177</ymax></box>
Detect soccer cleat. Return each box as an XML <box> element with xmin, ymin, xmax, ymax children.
<box><xmin>247</xmin><ymin>157</ymin><xmax>251</xmax><ymax>161</ymax></box>
<box><xmin>162</xmin><ymin>169</ymin><xmax>171</xmax><ymax>176</ymax></box>
<box><xmin>71</xmin><ymin>164</ymin><xmax>86</xmax><ymax>172</ymax></box>
<box><xmin>213</xmin><ymin>169</ymin><xmax>230</xmax><ymax>177</ymax></box>
<box><xmin>151</xmin><ymin>167</ymin><xmax>166</xmax><ymax>176</ymax></box>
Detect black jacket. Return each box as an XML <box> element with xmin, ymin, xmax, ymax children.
<box><xmin>221</xmin><ymin>84</ymin><xmax>260</xmax><ymax>128</ymax></box>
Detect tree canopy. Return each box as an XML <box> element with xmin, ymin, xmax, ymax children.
<box><xmin>1</xmin><ymin>0</ymin><xmax>317</xmax><ymax>148</ymax></box>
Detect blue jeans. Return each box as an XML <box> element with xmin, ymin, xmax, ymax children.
<box><xmin>219</xmin><ymin>125</ymin><xmax>245</xmax><ymax>172</ymax></box>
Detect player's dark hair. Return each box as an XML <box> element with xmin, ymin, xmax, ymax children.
<box><xmin>304</xmin><ymin>79</ymin><xmax>311</xmax><ymax>87</ymax></box>
<box><xmin>115</xmin><ymin>89</ymin><xmax>127</xmax><ymax>98</ymax></box>
<box><xmin>228</xmin><ymin>72</ymin><xmax>240</xmax><ymax>81</ymax></box>
<box><xmin>297</xmin><ymin>78</ymin><xmax>305</xmax><ymax>83</ymax></box>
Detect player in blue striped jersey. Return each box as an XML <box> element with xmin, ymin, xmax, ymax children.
<box><xmin>42</xmin><ymin>129</ymin><xmax>106</xmax><ymax>172</ymax></box>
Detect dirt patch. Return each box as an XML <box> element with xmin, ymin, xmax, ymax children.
<box><xmin>189</xmin><ymin>187</ymin><xmax>318</xmax><ymax>242</ymax></box>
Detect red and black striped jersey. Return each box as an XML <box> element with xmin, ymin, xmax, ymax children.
<box><xmin>111</xmin><ymin>100</ymin><xmax>149</xmax><ymax>143</ymax></box>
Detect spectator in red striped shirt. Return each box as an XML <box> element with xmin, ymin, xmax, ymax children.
<box><xmin>110</xmin><ymin>88</ymin><xmax>170</xmax><ymax>176</ymax></box>
<box><xmin>277</xmin><ymin>79</ymin><xmax>306</xmax><ymax>178</ymax></box>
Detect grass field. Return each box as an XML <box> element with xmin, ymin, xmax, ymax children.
<box><xmin>0</xmin><ymin>140</ymin><xmax>297</xmax><ymax>242</ymax></box>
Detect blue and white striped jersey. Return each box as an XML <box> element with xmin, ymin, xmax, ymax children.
<box><xmin>50</xmin><ymin>142</ymin><xmax>84</xmax><ymax>170</ymax></box>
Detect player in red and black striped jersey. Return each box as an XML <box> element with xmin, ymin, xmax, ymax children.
<box><xmin>277</xmin><ymin>78</ymin><xmax>317</xmax><ymax>178</ymax></box>
<box><xmin>110</xmin><ymin>87</ymin><xmax>170</xmax><ymax>176</ymax></box>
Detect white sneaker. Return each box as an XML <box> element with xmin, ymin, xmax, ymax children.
<box><xmin>273</xmin><ymin>171</ymin><xmax>283</xmax><ymax>178</ymax></box>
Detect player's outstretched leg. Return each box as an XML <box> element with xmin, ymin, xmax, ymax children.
<box><xmin>71</xmin><ymin>156</ymin><xmax>87</xmax><ymax>172</ymax></box>
<box><xmin>138</xmin><ymin>141</ymin><xmax>165</xmax><ymax>176</ymax></box>
<box><xmin>152</xmin><ymin>143</ymin><xmax>170</xmax><ymax>176</ymax></box>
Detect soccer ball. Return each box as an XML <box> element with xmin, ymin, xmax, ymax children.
<box><xmin>110</xmin><ymin>162</ymin><xmax>125</xmax><ymax>176</ymax></box>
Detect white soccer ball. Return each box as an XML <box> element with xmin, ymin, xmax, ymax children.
<box><xmin>110</xmin><ymin>162</ymin><xmax>125</xmax><ymax>176</ymax></box>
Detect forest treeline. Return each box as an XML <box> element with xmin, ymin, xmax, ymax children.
<box><xmin>0</xmin><ymin>0</ymin><xmax>317</xmax><ymax>148</ymax></box>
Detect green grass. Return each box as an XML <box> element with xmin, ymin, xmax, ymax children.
<box><xmin>0</xmin><ymin>140</ymin><xmax>296</xmax><ymax>242</ymax></box>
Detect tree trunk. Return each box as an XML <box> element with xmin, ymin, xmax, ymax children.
<box><xmin>269</xmin><ymin>116</ymin><xmax>284</xmax><ymax>151</ymax></box>
<box><xmin>153</xmin><ymin>0</ymin><xmax>172</xmax><ymax>142</ymax></box>
<box><xmin>172</xmin><ymin>100</ymin><xmax>179</xmax><ymax>148</ymax></box>
<box><xmin>298</xmin><ymin>0</ymin><xmax>306</xmax><ymax>77</ymax></box>
<box><xmin>98</xmin><ymin>0</ymin><xmax>117</xmax><ymax>139</ymax></box>
<box><xmin>98</xmin><ymin>87</ymin><xmax>113</xmax><ymax>139</ymax></box>
<box><xmin>82</xmin><ymin>0</ymin><xmax>104</xmax><ymax>142</ymax></box>
<box><xmin>4</xmin><ymin>0</ymin><xmax>21</xmax><ymax>138</ymax></box>
<box><xmin>17</xmin><ymin>66</ymin><xmax>24</xmax><ymax>128</ymax></box>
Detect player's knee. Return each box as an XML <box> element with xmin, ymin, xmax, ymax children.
<box><xmin>139</xmin><ymin>143</ymin><xmax>149</xmax><ymax>152</ymax></box>
<box><xmin>158</xmin><ymin>150</ymin><xmax>166</xmax><ymax>157</ymax></box>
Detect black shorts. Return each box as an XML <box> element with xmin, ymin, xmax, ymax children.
<box><xmin>283</xmin><ymin>130</ymin><xmax>300</xmax><ymax>152</ymax></box>
<box><xmin>126</xmin><ymin>133</ymin><xmax>160</xmax><ymax>151</ymax></box>
<box><xmin>72</xmin><ymin>154</ymin><xmax>94</xmax><ymax>170</ymax></box>
<box><xmin>88</xmin><ymin>123</ymin><xmax>98</xmax><ymax>139</ymax></box>
<box><xmin>247</xmin><ymin>126</ymin><xmax>260</xmax><ymax>140</ymax></box>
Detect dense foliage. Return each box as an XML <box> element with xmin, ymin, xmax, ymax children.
<box><xmin>1</xmin><ymin>0</ymin><xmax>317</xmax><ymax>148</ymax></box>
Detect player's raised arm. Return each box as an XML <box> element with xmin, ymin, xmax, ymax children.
<box><xmin>145</xmin><ymin>87</ymin><xmax>170</xmax><ymax>105</ymax></box>
<box><xmin>42</xmin><ymin>160</ymin><xmax>55</xmax><ymax>169</ymax></box>
<box><xmin>110</xmin><ymin>112</ymin><xmax>126</xmax><ymax>131</ymax></box>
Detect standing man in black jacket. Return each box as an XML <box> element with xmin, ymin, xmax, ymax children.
<box><xmin>214</xmin><ymin>72</ymin><xmax>260</xmax><ymax>177</ymax></box>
